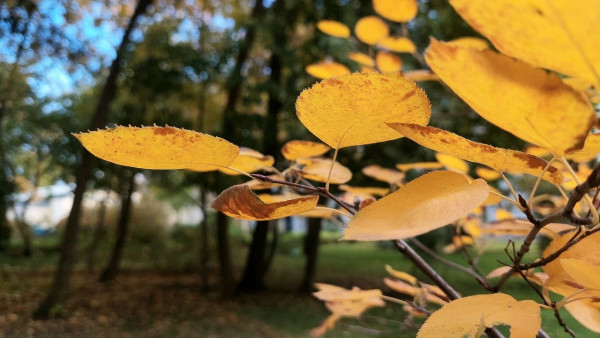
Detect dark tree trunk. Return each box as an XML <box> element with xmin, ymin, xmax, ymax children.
<box><xmin>87</xmin><ymin>195</ymin><xmax>108</xmax><ymax>271</ymax></box>
<box><xmin>238</xmin><ymin>221</ymin><xmax>270</xmax><ymax>292</ymax></box>
<box><xmin>300</xmin><ymin>218</ymin><xmax>322</xmax><ymax>292</ymax></box>
<box><xmin>99</xmin><ymin>172</ymin><xmax>135</xmax><ymax>282</ymax></box>
<box><xmin>33</xmin><ymin>0</ymin><xmax>152</xmax><ymax>319</ymax></box>
<box><xmin>199</xmin><ymin>189</ymin><xmax>209</xmax><ymax>293</ymax></box>
<box><xmin>216</xmin><ymin>212</ymin><xmax>235</xmax><ymax>296</ymax></box>
<box><xmin>262</xmin><ymin>221</ymin><xmax>278</xmax><ymax>275</ymax></box>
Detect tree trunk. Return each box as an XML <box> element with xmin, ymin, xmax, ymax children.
<box><xmin>199</xmin><ymin>188</ymin><xmax>210</xmax><ymax>293</ymax></box>
<box><xmin>87</xmin><ymin>195</ymin><xmax>108</xmax><ymax>271</ymax></box>
<box><xmin>216</xmin><ymin>212</ymin><xmax>235</xmax><ymax>296</ymax></box>
<box><xmin>300</xmin><ymin>218</ymin><xmax>322</xmax><ymax>292</ymax></box>
<box><xmin>99</xmin><ymin>172</ymin><xmax>135</xmax><ymax>282</ymax></box>
<box><xmin>238</xmin><ymin>221</ymin><xmax>270</xmax><ymax>292</ymax></box>
<box><xmin>33</xmin><ymin>0</ymin><xmax>152</xmax><ymax>319</ymax></box>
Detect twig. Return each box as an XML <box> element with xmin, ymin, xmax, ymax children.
<box><xmin>552</xmin><ymin>303</ymin><xmax>577</xmax><ymax>338</ymax></box>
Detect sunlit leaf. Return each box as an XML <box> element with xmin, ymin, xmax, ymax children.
<box><xmin>317</xmin><ymin>20</ymin><xmax>351</xmax><ymax>38</ymax></box>
<box><xmin>362</xmin><ymin>165</ymin><xmax>405</xmax><ymax>185</ymax></box>
<box><xmin>281</xmin><ymin>140</ymin><xmax>330</xmax><ymax>161</ymax></box>
<box><xmin>296</xmin><ymin>73</ymin><xmax>431</xmax><ymax>149</ymax></box>
<box><xmin>354</xmin><ymin>16</ymin><xmax>389</xmax><ymax>45</ymax></box>
<box><xmin>296</xmin><ymin>157</ymin><xmax>352</xmax><ymax>184</ymax></box>
<box><xmin>442</xmin><ymin>235</ymin><xmax>474</xmax><ymax>254</ymax></box>
<box><xmin>297</xmin><ymin>207</ymin><xmax>338</xmax><ymax>219</ymax></box>
<box><xmin>305</xmin><ymin>61</ymin><xmax>351</xmax><ymax>79</ymax></box>
<box><xmin>434</xmin><ymin>153</ymin><xmax>469</xmax><ymax>174</ymax></box>
<box><xmin>566</xmin><ymin>134</ymin><xmax>600</xmax><ymax>162</ymax></box>
<box><xmin>475</xmin><ymin>167</ymin><xmax>500</xmax><ymax>181</ymax></box>
<box><xmin>448</xmin><ymin>37</ymin><xmax>489</xmax><ymax>50</ymax></box>
<box><xmin>425</xmin><ymin>39</ymin><xmax>595</xmax><ymax>155</ymax></box>
<box><xmin>343</xmin><ymin>171</ymin><xmax>488</xmax><ymax>240</ymax></box>
<box><xmin>212</xmin><ymin>184</ymin><xmax>318</xmax><ymax>221</ymax></box>
<box><xmin>376</xmin><ymin>51</ymin><xmax>402</xmax><ymax>73</ymax></box>
<box><xmin>340</xmin><ymin>185</ymin><xmax>389</xmax><ymax>197</ymax></box>
<box><xmin>404</xmin><ymin>69</ymin><xmax>439</xmax><ymax>82</ymax></box>
<box><xmin>418</xmin><ymin>293</ymin><xmax>541</xmax><ymax>338</ymax></box>
<box><xmin>75</xmin><ymin>126</ymin><xmax>239</xmax><ymax>171</ymax></box>
<box><xmin>495</xmin><ymin>208</ymin><xmax>513</xmax><ymax>221</ymax></box>
<box><xmin>483</xmin><ymin>219</ymin><xmax>573</xmax><ymax>238</ymax></box>
<box><xmin>563</xmin><ymin>299</ymin><xmax>600</xmax><ymax>334</ymax></box>
<box><xmin>313</xmin><ymin>283</ymin><xmax>385</xmax><ymax>317</ymax></box>
<box><xmin>396</xmin><ymin>162</ymin><xmax>443</xmax><ymax>171</ymax></box>
<box><xmin>373</xmin><ymin>0</ymin><xmax>418</xmax><ymax>23</ymax></box>
<box><xmin>450</xmin><ymin>0</ymin><xmax>600</xmax><ymax>86</ymax></box>
<box><xmin>561</xmin><ymin>259</ymin><xmax>600</xmax><ymax>290</ymax></box>
<box><xmin>385</xmin><ymin>265</ymin><xmax>417</xmax><ymax>285</ymax></box>
<box><xmin>377</xmin><ymin>36</ymin><xmax>416</xmax><ymax>53</ymax></box>
<box><xmin>219</xmin><ymin>147</ymin><xmax>274</xmax><ymax>175</ymax></box>
<box><xmin>348</xmin><ymin>52</ymin><xmax>375</xmax><ymax>67</ymax></box>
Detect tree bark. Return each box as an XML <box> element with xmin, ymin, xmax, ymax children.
<box><xmin>238</xmin><ymin>221</ymin><xmax>270</xmax><ymax>292</ymax></box>
<box><xmin>87</xmin><ymin>194</ymin><xmax>108</xmax><ymax>271</ymax></box>
<box><xmin>199</xmin><ymin>188</ymin><xmax>210</xmax><ymax>293</ymax></box>
<box><xmin>33</xmin><ymin>0</ymin><xmax>152</xmax><ymax>319</ymax></box>
<box><xmin>300</xmin><ymin>218</ymin><xmax>322</xmax><ymax>292</ymax></box>
<box><xmin>216</xmin><ymin>212</ymin><xmax>235</xmax><ymax>296</ymax></box>
<box><xmin>99</xmin><ymin>172</ymin><xmax>135</xmax><ymax>282</ymax></box>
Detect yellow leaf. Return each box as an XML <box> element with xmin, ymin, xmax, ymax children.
<box><xmin>447</xmin><ymin>37</ymin><xmax>489</xmax><ymax>50</ymax></box>
<box><xmin>354</xmin><ymin>16</ymin><xmax>389</xmax><ymax>45</ymax></box>
<box><xmin>442</xmin><ymin>235</ymin><xmax>473</xmax><ymax>254</ymax></box>
<box><xmin>74</xmin><ymin>126</ymin><xmax>239</xmax><ymax>171</ymax></box>
<box><xmin>219</xmin><ymin>147</ymin><xmax>274</xmax><ymax>175</ymax></box>
<box><xmin>377</xmin><ymin>36</ymin><xmax>416</xmax><ymax>53</ymax></box>
<box><xmin>297</xmin><ymin>207</ymin><xmax>337</xmax><ymax>219</ymax></box>
<box><xmin>525</xmin><ymin>145</ymin><xmax>551</xmax><ymax>158</ymax></box>
<box><xmin>212</xmin><ymin>184</ymin><xmax>318</xmax><ymax>221</ymax></box>
<box><xmin>561</xmin><ymin>259</ymin><xmax>600</xmax><ymax>290</ymax></box>
<box><xmin>340</xmin><ymin>185</ymin><xmax>389</xmax><ymax>197</ymax></box>
<box><xmin>388</xmin><ymin>123</ymin><xmax>564</xmax><ymax>185</ymax></box>
<box><xmin>313</xmin><ymin>283</ymin><xmax>385</xmax><ymax>317</ymax></box>
<box><xmin>385</xmin><ymin>265</ymin><xmax>417</xmax><ymax>285</ymax></box>
<box><xmin>417</xmin><ymin>293</ymin><xmax>541</xmax><ymax>338</ymax></box>
<box><xmin>404</xmin><ymin>69</ymin><xmax>439</xmax><ymax>82</ymax></box>
<box><xmin>245</xmin><ymin>174</ymin><xmax>284</xmax><ymax>190</ymax></box>
<box><xmin>348</xmin><ymin>52</ymin><xmax>375</xmax><ymax>67</ymax></box>
<box><xmin>296</xmin><ymin>73</ymin><xmax>431</xmax><ymax>149</ymax></box>
<box><xmin>317</xmin><ymin>20</ymin><xmax>351</xmax><ymax>38</ymax></box>
<box><xmin>305</xmin><ymin>61</ymin><xmax>351</xmax><ymax>79</ymax></box>
<box><xmin>495</xmin><ymin>208</ymin><xmax>513</xmax><ymax>221</ymax></box>
<box><xmin>396</xmin><ymin>162</ymin><xmax>443</xmax><ymax>171</ymax></box>
<box><xmin>281</xmin><ymin>140</ymin><xmax>330</xmax><ymax>161</ymax></box>
<box><xmin>475</xmin><ymin>167</ymin><xmax>500</xmax><ymax>181</ymax></box>
<box><xmin>375</xmin><ymin>51</ymin><xmax>402</xmax><ymax>73</ymax></box>
<box><xmin>343</xmin><ymin>171</ymin><xmax>488</xmax><ymax>240</ymax></box>
<box><xmin>296</xmin><ymin>157</ymin><xmax>352</xmax><ymax>184</ymax></box>
<box><xmin>564</xmin><ymin>299</ymin><xmax>600</xmax><ymax>334</ymax></box>
<box><xmin>360</xmin><ymin>66</ymin><xmax>377</xmax><ymax>74</ymax></box>
<box><xmin>434</xmin><ymin>153</ymin><xmax>469</xmax><ymax>174</ymax></box>
<box><xmin>425</xmin><ymin>39</ymin><xmax>595</xmax><ymax>155</ymax></box>
<box><xmin>362</xmin><ymin>165</ymin><xmax>405</xmax><ymax>185</ymax></box>
<box><xmin>566</xmin><ymin>134</ymin><xmax>600</xmax><ymax>162</ymax></box>
<box><xmin>373</xmin><ymin>0</ymin><xmax>418</xmax><ymax>23</ymax></box>
<box><xmin>484</xmin><ymin>219</ymin><xmax>573</xmax><ymax>239</ymax></box>
<box><xmin>450</xmin><ymin>0</ymin><xmax>600</xmax><ymax>87</ymax></box>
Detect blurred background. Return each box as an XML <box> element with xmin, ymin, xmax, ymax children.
<box><xmin>0</xmin><ymin>0</ymin><xmax>570</xmax><ymax>336</ymax></box>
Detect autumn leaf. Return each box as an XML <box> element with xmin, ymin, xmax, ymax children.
<box><xmin>377</xmin><ymin>36</ymin><xmax>416</xmax><ymax>53</ymax></box>
<box><xmin>348</xmin><ymin>52</ymin><xmax>375</xmax><ymax>67</ymax></box>
<box><xmin>418</xmin><ymin>293</ymin><xmax>541</xmax><ymax>338</ymax></box>
<box><xmin>281</xmin><ymin>140</ymin><xmax>330</xmax><ymax>160</ymax></box>
<box><xmin>475</xmin><ymin>167</ymin><xmax>500</xmax><ymax>181</ymax></box>
<box><xmin>339</xmin><ymin>185</ymin><xmax>388</xmax><ymax>197</ymax></box>
<box><xmin>212</xmin><ymin>184</ymin><xmax>318</xmax><ymax>221</ymax></box>
<box><xmin>404</xmin><ymin>70</ymin><xmax>439</xmax><ymax>82</ymax></box>
<box><xmin>342</xmin><ymin>171</ymin><xmax>488</xmax><ymax>240</ymax></box>
<box><xmin>316</xmin><ymin>20</ymin><xmax>350</xmax><ymax>38</ymax></box>
<box><xmin>566</xmin><ymin>134</ymin><xmax>600</xmax><ymax>162</ymax></box>
<box><xmin>450</xmin><ymin>0</ymin><xmax>600</xmax><ymax>86</ymax></box>
<box><xmin>425</xmin><ymin>39</ymin><xmax>595</xmax><ymax>155</ymax></box>
<box><xmin>354</xmin><ymin>16</ymin><xmax>389</xmax><ymax>45</ymax></box>
<box><xmin>296</xmin><ymin>73</ymin><xmax>430</xmax><ymax>149</ymax></box>
<box><xmin>373</xmin><ymin>0</ymin><xmax>418</xmax><ymax>22</ymax></box>
<box><xmin>74</xmin><ymin>125</ymin><xmax>239</xmax><ymax>171</ymax></box>
<box><xmin>434</xmin><ymin>153</ymin><xmax>469</xmax><ymax>174</ymax></box>
<box><xmin>483</xmin><ymin>219</ymin><xmax>573</xmax><ymax>239</ymax></box>
<box><xmin>362</xmin><ymin>165</ymin><xmax>405</xmax><ymax>185</ymax></box>
<box><xmin>295</xmin><ymin>157</ymin><xmax>352</xmax><ymax>184</ymax></box>
<box><xmin>219</xmin><ymin>147</ymin><xmax>274</xmax><ymax>175</ymax></box>
<box><xmin>447</xmin><ymin>37</ymin><xmax>489</xmax><ymax>50</ymax></box>
<box><xmin>375</xmin><ymin>51</ymin><xmax>402</xmax><ymax>73</ymax></box>
<box><xmin>385</xmin><ymin>265</ymin><xmax>417</xmax><ymax>285</ymax></box>
<box><xmin>396</xmin><ymin>162</ymin><xmax>443</xmax><ymax>171</ymax></box>
<box><xmin>561</xmin><ymin>259</ymin><xmax>600</xmax><ymax>290</ymax></box>
<box><xmin>305</xmin><ymin>61</ymin><xmax>350</xmax><ymax>79</ymax></box>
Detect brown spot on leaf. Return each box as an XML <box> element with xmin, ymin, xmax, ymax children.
<box><xmin>153</xmin><ymin>127</ymin><xmax>177</xmax><ymax>136</ymax></box>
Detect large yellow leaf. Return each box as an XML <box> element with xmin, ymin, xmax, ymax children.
<box><xmin>377</xmin><ymin>36</ymin><xmax>416</xmax><ymax>53</ymax></box>
<box><xmin>376</xmin><ymin>52</ymin><xmax>402</xmax><ymax>73</ymax></box>
<box><xmin>450</xmin><ymin>0</ymin><xmax>600</xmax><ymax>86</ymax></box>
<box><xmin>373</xmin><ymin>0</ymin><xmax>418</xmax><ymax>23</ymax></box>
<box><xmin>75</xmin><ymin>126</ymin><xmax>239</xmax><ymax>171</ymax></box>
<box><xmin>305</xmin><ymin>61</ymin><xmax>351</xmax><ymax>79</ymax></box>
<box><xmin>362</xmin><ymin>165</ymin><xmax>405</xmax><ymax>185</ymax></box>
<box><xmin>281</xmin><ymin>140</ymin><xmax>330</xmax><ymax>160</ymax></box>
<box><xmin>566</xmin><ymin>134</ymin><xmax>600</xmax><ymax>162</ymax></box>
<box><xmin>296</xmin><ymin>157</ymin><xmax>352</xmax><ymax>184</ymax></box>
<box><xmin>343</xmin><ymin>171</ymin><xmax>488</xmax><ymax>240</ymax></box>
<box><xmin>389</xmin><ymin>123</ymin><xmax>564</xmax><ymax>185</ymax></box>
<box><xmin>296</xmin><ymin>72</ymin><xmax>430</xmax><ymax>148</ymax></box>
<box><xmin>354</xmin><ymin>16</ymin><xmax>389</xmax><ymax>45</ymax></box>
<box><xmin>418</xmin><ymin>293</ymin><xmax>541</xmax><ymax>338</ymax></box>
<box><xmin>425</xmin><ymin>40</ymin><xmax>595</xmax><ymax>155</ymax></box>
<box><xmin>212</xmin><ymin>184</ymin><xmax>318</xmax><ymax>221</ymax></box>
<box><xmin>348</xmin><ymin>52</ymin><xmax>375</xmax><ymax>67</ymax></box>
<box><xmin>561</xmin><ymin>259</ymin><xmax>600</xmax><ymax>290</ymax></box>
<box><xmin>317</xmin><ymin>20</ymin><xmax>350</xmax><ymax>38</ymax></box>
<box><xmin>219</xmin><ymin>147</ymin><xmax>274</xmax><ymax>175</ymax></box>
<box><xmin>564</xmin><ymin>299</ymin><xmax>600</xmax><ymax>334</ymax></box>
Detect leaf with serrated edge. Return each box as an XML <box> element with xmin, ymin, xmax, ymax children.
<box><xmin>343</xmin><ymin>171</ymin><xmax>488</xmax><ymax>240</ymax></box>
<box><xmin>212</xmin><ymin>184</ymin><xmax>318</xmax><ymax>221</ymax></box>
<box><xmin>389</xmin><ymin>123</ymin><xmax>564</xmax><ymax>185</ymax></box>
<box><xmin>425</xmin><ymin>40</ymin><xmax>595</xmax><ymax>155</ymax></box>
<box><xmin>75</xmin><ymin>125</ymin><xmax>239</xmax><ymax>171</ymax></box>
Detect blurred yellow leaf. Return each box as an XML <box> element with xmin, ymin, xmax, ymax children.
<box><xmin>297</xmin><ymin>207</ymin><xmax>337</xmax><ymax>219</ymax></box>
<box><xmin>447</xmin><ymin>37</ymin><xmax>489</xmax><ymax>50</ymax></box>
<box><xmin>296</xmin><ymin>73</ymin><xmax>431</xmax><ymax>149</ymax></box>
<box><xmin>354</xmin><ymin>16</ymin><xmax>389</xmax><ymax>45</ymax></box>
<box><xmin>219</xmin><ymin>147</ymin><xmax>274</xmax><ymax>175</ymax></box>
<box><xmin>296</xmin><ymin>157</ymin><xmax>352</xmax><ymax>184</ymax></box>
<box><xmin>343</xmin><ymin>171</ymin><xmax>488</xmax><ymax>240</ymax></box>
<box><xmin>360</xmin><ymin>66</ymin><xmax>377</xmax><ymax>73</ymax></box>
<box><xmin>378</xmin><ymin>36</ymin><xmax>416</xmax><ymax>53</ymax></box>
<box><xmin>450</xmin><ymin>0</ymin><xmax>600</xmax><ymax>86</ymax></box>
<box><xmin>212</xmin><ymin>184</ymin><xmax>318</xmax><ymax>221</ymax></box>
<box><xmin>373</xmin><ymin>0</ymin><xmax>418</xmax><ymax>23</ymax></box>
<box><xmin>385</xmin><ymin>265</ymin><xmax>417</xmax><ymax>285</ymax></box>
<box><xmin>317</xmin><ymin>20</ymin><xmax>351</xmax><ymax>38</ymax></box>
<box><xmin>376</xmin><ymin>51</ymin><xmax>402</xmax><ymax>73</ymax></box>
<box><xmin>425</xmin><ymin>39</ymin><xmax>595</xmax><ymax>155</ymax></box>
<box><xmin>418</xmin><ymin>293</ymin><xmax>541</xmax><ymax>338</ymax></box>
<box><xmin>348</xmin><ymin>52</ymin><xmax>375</xmax><ymax>67</ymax></box>
<box><xmin>340</xmin><ymin>185</ymin><xmax>389</xmax><ymax>197</ymax></box>
<box><xmin>396</xmin><ymin>162</ymin><xmax>443</xmax><ymax>171</ymax></box>
<box><xmin>313</xmin><ymin>283</ymin><xmax>384</xmax><ymax>317</ymax></box>
<box><xmin>442</xmin><ymin>235</ymin><xmax>474</xmax><ymax>254</ymax></box>
<box><xmin>434</xmin><ymin>153</ymin><xmax>469</xmax><ymax>174</ymax></box>
<box><xmin>475</xmin><ymin>167</ymin><xmax>500</xmax><ymax>181</ymax></box>
<box><xmin>245</xmin><ymin>174</ymin><xmax>284</xmax><ymax>190</ymax></box>
<box><xmin>563</xmin><ymin>299</ymin><xmax>600</xmax><ymax>334</ymax></box>
<box><xmin>75</xmin><ymin>126</ymin><xmax>239</xmax><ymax>171</ymax></box>
<box><xmin>566</xmin><ymin>134</ymin><xmax>600</xmax><ymax>162</ymax></box>
<box><xmin>495</xmin><ymin>208</ymin><xmax>513</xmax><ymax>221</ymax></box>
<box><xmin>404</xmin><ymin>70</ymin><xmax>439</xmax><ymax>82</ymax></box>
<box><xmin>281</xmin><ymin>140</ymin><xmax>330</xmax><ymax>161</ymax></box>
<box><xmin>362</xmin><ymin>165</ymin><xmax>405</xmax><ymax>185</ymax></box>
<box><xmin>305</xmin><ymin>61</ymin><xmax>351</xmax><ymax>80</ymax></box>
